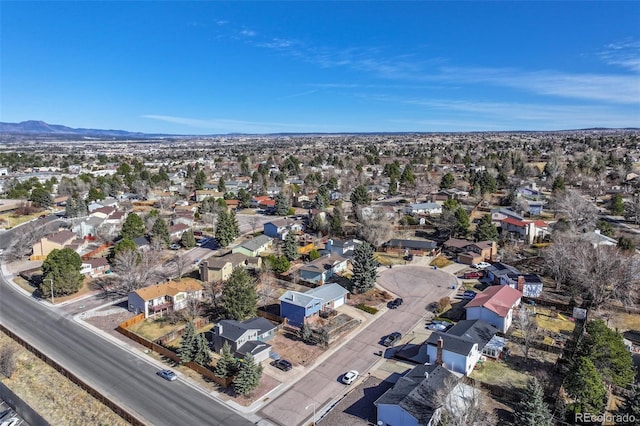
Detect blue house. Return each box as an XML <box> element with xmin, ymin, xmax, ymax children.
<box><xmin>527</xmin><ymin>201</ymin><xmax>544</xmax><ymax>216</ymax></box>
<box><xmin>263</xmin><ymin>217</ymin><xmax>304</xmax><ymax>240</ymax></box>
<box><xmin>279</xmin><ymin>283</ymin><xmax>349</xmax><ymax>327</ymax></box>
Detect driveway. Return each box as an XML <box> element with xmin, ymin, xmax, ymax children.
<box><xmin>259</xmin><ymin>266</ymin><xmax>457</xmax><ymax>426</ymax></box>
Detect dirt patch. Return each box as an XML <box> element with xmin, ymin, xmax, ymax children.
<box><xmin>348</xmin><ymin>288</ymin><xmax>393</xmax><ymax>308</ymax></box>
<box><xmin>0</xmin><ymin>331</ymin><xmax>129</xmax><ymax>426</ymax></box>
<box><xmin>267</xmin><ymin>332</ymin><xmax>327</xmax><ymax>367</ymax></box>
<box><xmin>219</xmin><ymin>373</ymin><xmax>281</xmax><ymax>407</ymax></box>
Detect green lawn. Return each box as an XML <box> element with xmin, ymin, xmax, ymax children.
<box><xmin>470</xmin><ymin>359</ymin><xmax>529</xmax><ymax>390</ymax></box>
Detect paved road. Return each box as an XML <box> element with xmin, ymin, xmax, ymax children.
<box><xmin>259</xmin><ymin>266</ymin><xmax>456</xmax><ymax>426</ymax></box>
<box><xmin>0</xmin><ymin>230</ymin><xmax>255</xmax><ymax>426</ymax></box>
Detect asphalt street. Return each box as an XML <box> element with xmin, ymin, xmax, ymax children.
<box><xmin>259</xmin><ymin>266</ymin><xmax>456</xmax><ymax>426</ymax></box>
<box><xmin>0</xmin><ymin>226</ymin><xmax>255</xmax><ymax>426</ymax></box>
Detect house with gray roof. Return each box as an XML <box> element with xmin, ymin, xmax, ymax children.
<box><xmin>404</xmin><ymin>202</ymin><xmax>442</xmax><ymax>216</ymax></box>
<box><xmin>299</xmin><ymin>254</ymin><xmax>348</xmax><ymax>285</ymax></box>
<box><xmin>212</xmin><ymin>317</ymin><xmax>278</xmax><ymax>362</ymax></box>
<box><xmin>279</xmin><ymin>283</ymin><xmax>348</xmax><ymax>327</ymax></box>
<box><xmin>375</xmin><ymin>364</ymin><xmax>474</xmax><ymax>426</ymax></box>
<box><xmin>231</xmin><ymin>234</ymin><xmax>273</xmax><ymax>257</ymax></box>
<box><xmin>426</xmin><ymin>320</ymin><xmax>499</xmax><ymax>376</ymax></box>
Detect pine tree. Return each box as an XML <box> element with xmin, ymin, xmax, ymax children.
<box><xmin>222</xmin><ymin>268</ymin><xmax>258</xmax><ymax>320</ymax></box>
<box><xmin>217</xmin><ymin>176</ymin><xmax>226</xmax><ymax>193</ymax></box>
<box><xmin>151</xmin><ymin>217</ymin><xmax>170</xmax><ymax>246</ymax></box>
<box><xmin>216</xmin><ymin>210</ymin><xmax>237</xmax><ymax>247</ymax></box>
<box><xmin>193</xmin><ymin>333</ymin><xmax>211</xmax><ymax>366</ymax></box>
<box><xmin>453</xmin><ymin>207</ymin><xmax>470</xmax><ymax>238</ymax></box>
<box><xmin>300</xmin><ymin>323</ymin><xmax>314</xmax><ymax>344</ymax></box>
<box><xmin>351</xmin><ymin>242</ymin><xmax>377</xmax><ymax>294</ymax></box>
<box><xmin>565</xmin><ymin>357</ymin><xmax>607</xmax><ymax>414</ymax></box>
<box><xmin>178</xmin><ymin>322</ymin><xmax>197</xmax><ymax>364</ymax></box>
<box><xmin>513</xmin><ymin>377</ymin><xmax>552</xmax><ymax>426</ymax></box>
<box><xmin>194</xmin><ymin>170</ymin><xmax>206</xmax><ymax>190</ymax></box>
<box><xmin>121</xmin><ymin>213</ymin><xmax>145</xmax><ymax>240</ymax></box>
<box><xmin>350</xmin><ymin>185</ymin><xmax>371</xmax><ymax>207</ymax></box>
<box><xmin>180</xmin><ymin>229</ymin><xmax>196</xmax><ymax>248</ymax></box>
<box><xmin>41</xmin><ymin>248</ymin><xmax>84</xmax><ymax>296</ymax></box>
<box><xmin>214</xmin><ymin>342</ymin><xmax>238</xmax><ymax>378</ymax></box>
<box><xmin>283</xmin><ymin>231</ymin><xmax>300</xmax><ymax>261</ymax></box>
<box><xmin>65</xmin><ymin>196</ymin><xmax>77</xmax><ymax>218</ymax></box>
<box><xmin>616</xmin><ymin>382</ymin><xmax>640</xmax><ymax>425</ymax></box>
<box><xmin>232</xmin><ymin>354</ymin><xmax>263</xmax><ymax>396</ymax></box>
<box><xmin>474</xmin><ymin>214</ymin><xmax>499</xmax><ymax>241</ymax></box>
<box><xmin>274</xmin><ymin>193</ymin><xmax>289</xmax><ymax>215</ymax></box>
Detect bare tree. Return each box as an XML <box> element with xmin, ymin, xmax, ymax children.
<box><xmin>206</xmin><ymin>280</ymin><xmax>225</xmax><ymax>310</ymax></box>
<box><xmin>156</xmin><ymin>195</ymin><xmax>177</xmax><ymax>215</ymax></box>
<box><xmin>542</xmin><ymin>234</ymin><xmax>576</xmax><ymax>291</ymax></box>
<box><xmin>624</xmin><ymin>193</ymin><xmax>640</xmax><ymax>225</ymax></box>
<box><xmin>257</xmin><ymin>266</ymin><xmax>279</xmax><ymax>307</ymax></box>
<box><xmin>512</xmin><ymin>307</ymin><xmax>541</xmax><ymax>362</ymax></box>
<box><xmin>249</xmin><ymin>216</ymin><xmax>261</xmax><ymax>236</ymax></box>
<box><xmin>168</xmin><ymin>254</ymin><xmax>191</xmax><ymax>281</ymax></box>
<box><xmin>181</xmin><ymin>293</ymin><xmax>203</xmax><ymax>321</ymax></box>
<box><xmin>108</xmin><ymin>249</ymin><xmax>159</xmax><ymax>296</ymax></box>
<box><xmin>435</xmin><ymin>377</ymin><xmax>497</xmax><ymax>426</ymax></box>
<box><xmin>358</xmin><ymin>210</ymin><xmax>393</xmax><ymax>248</ymax></box>
<box><xmin>554</xmin><ymin>189</ymin><xmax>599</xmax><ymax>232</ymax></box>
<box><xmin>5</xmin><ymin>221</ymin><xmax>48</xmax><ymax>261</ymax></box>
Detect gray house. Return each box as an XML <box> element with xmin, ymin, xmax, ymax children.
<box><xmin>212</xmin><ymin>317</ymin><xmax>278</xmax><ymax>362</ymax></box>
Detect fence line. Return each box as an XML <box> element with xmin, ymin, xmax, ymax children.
<box><xmin>0</xmin><ymin>324</ymin><xmax>146</xmax><ymax>426</ymax></box>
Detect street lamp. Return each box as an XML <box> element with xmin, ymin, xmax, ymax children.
<box><xmin>305</xmin><ymin>403</ymin><xmax>316</xmax><ymax>426</ymax></box>
<box><xmin>44</xmin><ymin>278</ymin><xmax>54</xmax><ymax>305</ymax></box>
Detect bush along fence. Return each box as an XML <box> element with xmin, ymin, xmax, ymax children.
<box><xmin>116</xmin><ymin>319</ymin><xmax>232</xmax><ymax>387</ymax></box>
<box><xmin>0</xmin><ymin>324</ymin><xmax>146</xmax><ymax>426</ymax></box>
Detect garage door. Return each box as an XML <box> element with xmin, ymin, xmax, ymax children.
<box><xmin>333</xmin><ymin>296</ymin><xmax>345</xmax><ymax>308</ymax></box>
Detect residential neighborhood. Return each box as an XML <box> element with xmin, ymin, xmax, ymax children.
<box><xmin>1</xmin><ymin>128</ymin><xmax>639</xmax><ymax>426</ymax></box>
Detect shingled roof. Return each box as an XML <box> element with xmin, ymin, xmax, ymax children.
<box><xmin>465</xmin><ymin>285</ymin><xmax>522</xmax><ymax>317</ymax></box>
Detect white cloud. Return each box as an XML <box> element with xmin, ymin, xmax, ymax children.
<box><xmin>598</xmin><ymin>39</ymin><xmax>640</xmax><ymax>72</ymax></box>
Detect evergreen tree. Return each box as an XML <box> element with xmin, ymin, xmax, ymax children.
<box><xmin>180</xmin><ymin>229</ymin><xmax>196</xmax><ymax>248</ymax></box>
<box><xmin>86</xmin><ymin>187</ymin><xmax>104</xmax><ymax>202</ymax></box>
<box><xmin>513</xmin><ymin>377</ymin><xmax>552</xmax><ymax>426</ymax></box>
<box><xmin>330</xmin><ymin>208</ymin><xmax>344</xmax><ymax>236</ymax></box>
<box><xmin>222</xmin><ymin>268</ymin><xmax>258</xmax><ymax>320</ymax></box>
<box><xmin>453</xmin><ymin>207</ymin><xmax>470</xmax><ymax>238</ymax></box>
<box><xmin>151</xmin><ymin>217</ymin><xmax>170</xmax><ymax>246</ymax></box>
<box><xmin>178</xmin><ymin>322</ymin><xmax>197</xmax><ymax>364</ymax></box>
<box><xmin>232</xmin><ymin>354</ymin><xmax>263</xmax><ymax>396</ymax></box>
<box><xmin>552</xmin><ymin>175</ymin><xmax>565</xmax><ymax>193</ymax></box>
<box><xmin>121</xmin><ymin>213</ymin><xmax>145</xmax><ymax>240</ymax></box>
<box><xmin>400</xmin><ymin>164</ymin><xmax>415</xmax><ymax>186</ymax></box>
<box><xmin>274</xmin><ymin>193</ymin><xmax>289</xmax><ymax>215</ymax></box>
<box><xmin>308</xmin><ymin>248</ymin><xmax>321</xmax><ymax>261</ymax></box>
<box><xmin>578</xmin><ymin>320</ymin><xmax>635</xmax><ymax>387</ymax></box>
<box><xmin>41</xmin><ymin>248</ymin><xmax>84</xmax><ymax>296</ymax></box>
<box><xmin>314</xmin><ymin>193</ymin><xmax>326</xmax><ymax>210</ymax></box>
<box><xmin>29</xmin><ymin>187</ymin><xmax>53</xmax><ymax>208</ymax></box>
<box><xmin>216</xmin><ymin>210</ymin><xmax>239</xmax><ymax>247</ymax></box>
<box><xmin>351</xmin><ymin>242</ymin><xmax>377</xmax><ymax>294</ymax></box>
<box><xmin>214</xmin><ymin>342</ymin><xmax>239</xmax><ymax>378</ymax></box>
<box><xmin>388</xmin><ymin>176</ymin><xmax>398</xmax><ymax>195</ymax></box>
<box><xmin>217</xmin><ymin>176</ymin><xmax>226</xmax><ymax>193</ymax></box>
<box><xmin>283</xmin><ymin>231</ymin><xmax>300</xmax><ymax>261</ymax></box>
<box><xmin>194</xmin><ymin>170</ymin><xmax>206</xmax><ymax>190</ymax></box>
<box><xmin>442</xmin><ymin>198</ymin><xmax>459</xmax><ymax>212</ymax></box>
<box><xmin>193</xmin><ymin>333</ymin><xmax>212</xmax><ymax>366</ymax></box>
<box><xmin>350</xmin><ymin>185</ymin><xmax>371</xmax><ymax>207</ymax></box>
<box><xmin>112</xmin><ymin>238</ymin><xmax>138</xmax><ymax>259</ymax></box>
<box><xmin>440</xmin><ymin>172</ymin><xmax>455</xmax><ymax>189</ymax></box>
<box><xmin>617</xmin><ymin>236</ymin><xmax>635</xmax><ymax>252</ymax></box>
<box><xmin>65</xmin><ymin>196</ymin><xmax>78</xmax><ymax>218</ymax></box>
<box><xmin>565</xmin><ymin>357</ymin><xmax>607</xmax><ymax>414</ymax></box>
<box><xmin>474</xmin><ymin>214</ymin><xmax>499</xmax><ymax>241</ymax></box>
<box><xmin>300</xmin><ymin>323</ymin><xmax>314</xmax><ymax>344</ymax></box>
<box><xmin>610</xmin><ymin>193</ymin><xmax>624</xmax><ymax>215</ymax></box>
<box><xmin>265</xmin><ymin>255</ymin><xmax>290</xmax><ymax>273</ymax></box>
<box><xmin>616</xmin><ymin>382</ymin><xmax>640</xmax><ymax>425</ymax></box>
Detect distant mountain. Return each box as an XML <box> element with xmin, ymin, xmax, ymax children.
<box><xmin>0</xmin><ymin>120</ymin><xmax>167</xmax><ymax>138</ymax></box>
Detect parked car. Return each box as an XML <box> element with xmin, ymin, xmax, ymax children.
<box><xmin>0</xmin><ymin>417</ymin><xmax>20</xmax><ymax>426</ymax></box>
<box><xmin>156</xmin><ymin>369</ymin><xmax>177</xmax><ymax>381</ymax></box>
<box><xmin>382</xmin><ymin>331</ymin><xmax>402</xmax><ymax>347</ymax></box>
<box><xmin>387</xmin><ymin>297</ymin><xmax>403</xmax><ymax>309</ymax></box>
<box><xmin>341</xmin><ymin>370</ymin><xmax>359</xmax><ymax>385</ymax></box>
<box><xmin>274</xmin><ymin>359</ymin><xmax>292</xmax><ymax>371</ymax></box>
<box><xmin>462</xmin><ymin>290</ymin><xmax>477</xmax><ymax>299</ymax></box>
<box><xmin>472</xmin><ymin>262</ymin><xmax>491</xmax><ymax>270</ymax></box>
<box><xmin>462</xmin><ymin>271</ymin><xmax>484</xmax><ymax>279</ymax></box>
<box><xmin>427</xmin><ymin>322</ymin><xmax>449</xmax><ymax>331</ymax></box>
<box><xmin>404</xmin><ymin>253</ymin><xmax>414</xmax><ymax>261</ymax></box>
<box><xmin>169</xmin><ymin>243</ymin><xmax>181</xmax><ymax>250</ymax></box>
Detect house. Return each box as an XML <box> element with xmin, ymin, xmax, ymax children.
<box><xmin>298</xmin><ymin>254</ymin><xmax>348</xmax><ymax>286</ymax></box>
<box><xmin>279</xmin><ymin>283</ymin><xmax>349</xmax><ymax>327</ymax></box>
<box><xmin>232</xmin><ymin>234</ymin><xmax>273</xmax><ymax>257</ymax></box>
<box><xmin>263</xmin><ymin>217</ymin><xmax>304</xmax><ymax>240</ymax></box>
<box><xmin>324</xmin><ymin>239</ymin><xmax>358</xmax><ymax>257</ymax></box>
<box><xmin>527</xmin><ymin>200</ymin><xmax>544</xmax><ymax>216</ymax></box>
<box><xmin>199</xmin><ymin>253</ymin><xmax>250</xmax><ymax>282</ymax></box>
<box><xmin>426</xmin><ymin>320</ymin><xmax>499</xmax><ymax>376</ymax></box>
<box><xmin>80</xmin><ymin>257</ymin><xmax>111</xmax><ymax>277</ymax></box>
<box><xmin>375</xmin><ymin>364</ymin><xmax>475</xmax><ymax>426</ymax></box>
<box><xmin>485</xmin><ymin>262</ymin><xmax>521</xmax><ymax>284</ymax></box>
<box><xmin>105</xmin><ymin>210</ymin><xmax>126</xmax><ymax>225</ymax></box>
<box><xmin>89</xmin><ymin>206</ymin><xmax>116</xmax><ymax>220</ymax></box>
<box><xmin>491</xmin><ymin>208</ymin><xmax>523</xmax><ymax>226</ymax></box>
<box><xmin>465</xmin><ymin>285</ymin><xmax>522</xmax><ymax>333</ymax></box>
<box><xmin>168</xmin><ymin>223</ymin><xmax>190</xmax><ymax>240</ymax></box>
<box><xmin>384</xmin><ymin>239</ymin><xmax>439</xmax><ymax>257</ymax></box>
<box><xmin>133</xmin><ymin>236</ymin><xmax>151</xmax><ymax>250</ymax></box>
<box><xmin>72</xmin><ymin>216</ymin><xmax>105</xmax><ymax>239</ymax></box>
<box><xmin>195</xmin><ymin>190</ymin><xmax>224</xmax><ymax>202</ymax></box>
<box><xmin>405</xmin><ymin>202</ymin><xmax>442</xmax><ymax>216</ymax></box>
<box><xmin>127</xmin><ymin>280</ymin><xmax>204</xmax><ymax>318</ymax></box>
<box><xmin>443</xmin><ymin>239</ymin><xmax>497</xmax><ymax>264</ymax></box>
<box><xmin>579</xmin><ymin>229</ymin><xmax>618</xmax><ymax>247</ymax></box>
<box><xmin>212</xmin><ymin>317</ymin><xmax>278</xmax><ymax>362</ymax></box>
<box><xmin>31</xmin><ymin>230</ymin><xmax>85</xmax><ymax>260</ymax></box>
<box><xmin>500</xmin><ymin>274</ymin><xmax>544</xmax><ymax>298</ymax></box>
<box><xmin>251</xmin><ymin>196</ymin><xmax>274</xmax><ymax>209</ymax></box>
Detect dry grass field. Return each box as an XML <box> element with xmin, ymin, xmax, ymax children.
<box><xmin>0</xmin><ymin>331</ymin><xmax>129</xmax><ymax>426</ymax></box>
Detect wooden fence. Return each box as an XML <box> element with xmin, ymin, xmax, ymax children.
<box><xmin>257</xmin><ymin>308</ymin><xmax>283</xmax><ymax>323</ymax></box>
<box><xmin>0</xmin><ymin>324</ymin><xmax>146</xmax><ymax>426</ymax></box>
<box><xmin>81</xmin><ymin>242</ymin><xmax>113</xmax><ymax>260</ymax></box>
<box><xmin>116</xmin><ymin>322</ymin><xmax>231</xmax><ymax>387</ymax></box>
<box><xmin>118</xmin><ymin>313</ymin><xmax>144</xmax><ymax>329</ymax></box>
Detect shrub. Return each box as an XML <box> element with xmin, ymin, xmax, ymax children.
<box><xmin>436</xmin><ymin>297</ymin><xmax>451</xmax><ymax>314</ymax></box>
<box><xmin>355</xmin><ymin>303</ymin><xmax>378</xmax><ymax>314</ymax></box>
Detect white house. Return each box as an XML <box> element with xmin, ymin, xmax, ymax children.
<box><xmin>426</xmin><ymin>320</ymin><xmax>499</xmax><ymax>376</ymax></box>
<box><xmin>465</xmin><ymin>285</ymin><xmax>523</xmax><ymax>333</ymax></box>
<box><xmin>500</xmin><ymin>273</ymin><xmax>544</xmax><ymax>298</ymax></box>
<box><xmin>128</xmin><ymin>280</ymin><xmax>204</xmax><ymax>318</ymax></box>
<box><xmin>405</xmin><ymin>202</ymin><xmax>442</xmax><ymax>216</ymax></box>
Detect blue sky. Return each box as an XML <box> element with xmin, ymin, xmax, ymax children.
<box><xmin>2</xmin><ymin>1</ymin><xmax>639</xmax><ymax>134</ymax></box>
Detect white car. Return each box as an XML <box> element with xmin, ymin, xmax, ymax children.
<box><xmin>472</xmin><ymin>262</ymin><xmax>491</xmax><ymax>270</ymax></box>
<box><xmin>341</xmin><ymin>370</ymin><xmax>359</xmax><ymax>385</ymax></box>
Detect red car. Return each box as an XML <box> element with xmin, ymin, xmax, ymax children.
<box><xmin>463</xmin><ymin>271</ymin><xmax>484</xmax><ymax>279</ymax></box>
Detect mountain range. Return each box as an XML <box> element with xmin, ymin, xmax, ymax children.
<box><xmin>0</xmin><ymin>120</ymin><xmax>165</xmax><ymax>138</ymax></box>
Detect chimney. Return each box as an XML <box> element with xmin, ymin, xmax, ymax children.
<box><xmin>436</xmin><ymin>337</ymin><xmax>444</xmax><ymax>366</ymax></box>
<box><xmin>517</xmin><ymin>275</ymin><xmax>525</xmax><ymax>292</ymax></box>
<box><xmin>200</xmin><ymin>261</ymin><xmax>209</xmax><ymax>282</ymax></box>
